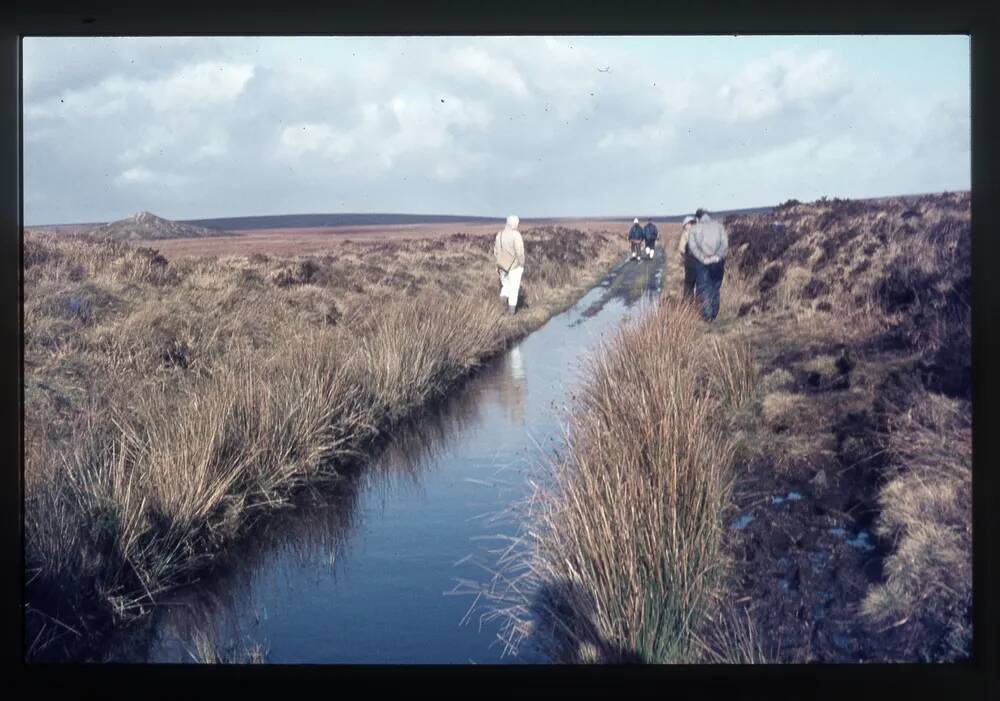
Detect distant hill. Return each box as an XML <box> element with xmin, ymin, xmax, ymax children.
<box><xmin>88</xmin><ymin>211</ymin><xmax>232</xmax><ymax>241</ymax></box>
<box><xmin>180</xmin><ymin>209</ymin><xmax>780</xmax><ymax>231</ymax></box>
<box><xmin>35</xmin><ymin>193</ymin><xmax>962</xmax><ymax>234</ymax></box>
<box><xmin>183</xmin><ymin>213</ymin><xmax>501</xmax><ymax>231</ymax></box>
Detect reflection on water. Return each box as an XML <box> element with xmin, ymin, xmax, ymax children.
<box><xmin>496</xmin><ymin>346</ymin><xmax>526</xmax><ymax>426</ymax></box>
<box><xmin>119</xmin><ymin>259</ymin><xmax>663</xmax><ymax>664</ymax></box>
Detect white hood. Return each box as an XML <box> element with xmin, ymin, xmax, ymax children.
<box><xmin>506</xmin><ymin>214</ymin><xmax>519</xmax><ymax>230</ymax></box>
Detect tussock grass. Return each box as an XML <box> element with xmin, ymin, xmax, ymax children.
<box><xmin>485</xmin><ymin>300</ymin><xmax>757</xmax><ymax>663</ymax></box>
<box><xmin>24</xmin><ymin>225</ymin><xmax>620</xmax><ymax>659</ymax></box>
<box><xmin>691</xmin><ymin>604</ymin><xmax>771</xmax><ymax>664</ymax></box>
<box><xmin>861</xmin><ymin>393</ymin><xmax>972</xmax><ymax>659</ymax></box>
<box><xmin>185</xmin><ymin>629</ymin><xmax>269</xmax><ymax>664</ymax></box>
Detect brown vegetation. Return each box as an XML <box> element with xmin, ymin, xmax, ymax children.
<box><xmin>485</xmin><ymin>299</ymin><xmax>758</xmax><ymax>663</ymax></box>
<box><xmin>107</xmin><ymin>218</ymin><xmax>634</xmax><ymax>259</ymax></box>
<box><xmin>720</xmin><ymin>192</ymin><xmax>971</xmax><ymax>661</ymax></box>
<box><xmin>23</xmin><ymin>224</ymin><xmax>620</xmax><ymax>660</ymax></box>
<box><xmin>488</xmin><ymin>192</ymin><xmax>971</xmax><ymax>663</ymax></box>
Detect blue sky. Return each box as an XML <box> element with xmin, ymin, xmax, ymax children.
<box><xmin>23</xmin><ymin>35</ymin><xmax>969</xmax><ymax>224</ymax></box>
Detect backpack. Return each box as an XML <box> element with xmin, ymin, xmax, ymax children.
<box><xmin>688</xmin><ymin>218</ymin><xmax>729</xmax><ymax>264</ymax></box>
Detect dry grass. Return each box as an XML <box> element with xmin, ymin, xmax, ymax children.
<box><xmin>23</xmin><ymin>225</ymin><xmax>621</xmax><ymax>659</ymax></box>
<box><xmin>861</xmin><ymin>393</ymin><xmax>972</xmax><ymax>659</ymax></box>
<box><xmin>719</xmin><ymin>192</ymin><xmax>971</xmax><ymax>660</ymax></box>
<box><xmin>476</xmin><ymin>193</ymin><xmax>970</xmax><ymax>664</ymax></box>
<box><xmin>484</xmin><ymin>300</ymin><xmax>757</xmax><ymax>663</ymax></box>
<box><xmin>185</xmin><ymin>629</ymin><xmax>269</xmax><ymax>664</ymax></box>
<box><xmin>725</xmin><ymin>192</ymin><xmax>970</xmax><ymax>349</ymax></box>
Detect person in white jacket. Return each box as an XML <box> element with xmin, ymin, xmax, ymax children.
<box><xmin>494</xmin><ymin>214</ymin><xmax>526</xmax><ymax>315</ymax></box>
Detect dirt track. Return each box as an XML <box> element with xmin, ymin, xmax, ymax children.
<box><xmin>575</xmin><ymin>224</ymin><xmax>680</xmax><ymax>319</ymax></box>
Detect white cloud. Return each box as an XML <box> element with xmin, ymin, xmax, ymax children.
<box><xmin>279</xmin><ymin>123</ymin><xmax>355</xmax><ymax>159</ymax></box>
<box><xmin>444</xmin><ymin>46</ymin><xmax>529</xmax><ymax>98</ymax></box>
<box><xmin>147</xmin><ymin>61</ymin><xmax>255</xmax><ymax>111</ymax></box>
<box><xmin>717</xmin><ymin>49</ymin><xmax>849</xmax><ymax>122</ymax></box>
<box><xmin>22</xmin><ymin>37</ymin><xmax>971</xmax><ymax>223</ymax></box>
<box><xmin>114</xmin><ymin>166</ymin><xmax>191</xmax><ymax>190</ymax></box>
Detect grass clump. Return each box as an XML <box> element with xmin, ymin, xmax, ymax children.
<box><xmin>486</xmin><ymin>299</ymin><xmax>757</xmax><ymax>663</ymax></box>
<box><xmin>861</xmin><ymin>393</ymin><xmax>972</xmax><ymax>660</ymax></box>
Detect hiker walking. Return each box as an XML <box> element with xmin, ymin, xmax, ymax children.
<box><xmin>494</xmin><ymin>214</ymin><xmax>525</xmax><ymax>315</ymax></box>
<box><xmin>642</xmin><ymin>219</ymin><xmax>658</xmax><ymax>260</ymax></box>
<box><xmin>686</xmin><ymin>208</ymin><xmax>729</xmax><ymax>322</ymax></box>
<box><xmin>677</xmin><ymin>215</ymin><xmax>698</xmax><ymax>300</ymax></box>
<box><xmin>628</xmin><ymin>218</ymin><xmax>645</xmax><ymax>262</ymax></box>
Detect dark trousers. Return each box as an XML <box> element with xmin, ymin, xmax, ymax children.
<box><xmin>682</xmin><ymin>252</ymin><xmax>697</xmax><ymax>300</ymax></box>
<box><xmin>693</xmin><ymin>259</ymin><xmax>725</xmax><ymax>321</ymax></box>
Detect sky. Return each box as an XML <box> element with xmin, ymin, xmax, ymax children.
<box><xmin>22</xmin><ymin>35</ymin><xmax>970</xmax><ymax>225</ymax></box>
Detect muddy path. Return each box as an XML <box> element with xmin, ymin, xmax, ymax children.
<box><xmin>577</xmin><ymin>240</ymin><xmax>669</xmax><ymax>319</ymax></box>
<box><xmin>727</xmin><ymin>343</ymin><xmax>963</xmax><ymax>663</ymax></box>
<box><xmin>97</xmin><ymin>237</ymin><xmax>670</xmax><ymax>664</ymax></box>
<box><xmin>719</xmin><ymin>315</ymin><xmax>951</xmax><ymax>661</ymax></box>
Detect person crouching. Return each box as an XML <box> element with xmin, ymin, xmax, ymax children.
<box><xmin>494</xmin><ymin>214</ymin><xmax>526</xmax><ymax>315</ymax></box>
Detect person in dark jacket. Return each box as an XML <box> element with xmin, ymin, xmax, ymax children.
<box><xmin>627</xmin><ymin>218</ymin><xmax>644</xmax><ymax>262</ymax></box>
<box><xmin>642</xmin><ymin>220</ymin><xmax>658</xmax><ymax>260</ymax></box>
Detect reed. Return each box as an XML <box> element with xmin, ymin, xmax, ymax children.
<box><xmin>24</xmin><ymin>225</ymin><xmax>621</xmax><ymax>659</ymax></box>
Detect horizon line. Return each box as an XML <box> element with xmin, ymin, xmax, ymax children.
<box><xmin>24</xmin><ymin>188</ymin><xmax>969</xmax><ymax>229</ymax></box>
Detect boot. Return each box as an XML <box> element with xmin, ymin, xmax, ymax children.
<box><xmin>508</xmin><ymin>305</ymin><xmax>517</xmax><ymax>315</ymax></box>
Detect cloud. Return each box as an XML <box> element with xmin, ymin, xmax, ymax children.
<box><xmin>279</xmin><ymin>123</ymin><xmax>355</xmax><ymax>159</ymax></box>
<box><xmin>22</xmin><ymin>37</ymin><xmax>970</xmax><ymax>224</ymax></box>
<box><xmin>716</xmin><ymin>49</ymin><xmax>850</xmax><ymax>122</ymax></box>
<box><xmin>445</xmin><ymin>46</ymin><xmax>529</xmax><ymax>98</ymax></box>
<box><xmin>148</xmin><ymin>61</ymin><xmax>255</xmax><ymax>111</ymax></box>
<box><xmin>114</xmin><ymin>166</ymin><xmax>191</xmax><ymax>189</ymax></box>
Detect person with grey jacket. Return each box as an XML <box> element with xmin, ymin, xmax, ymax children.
<box><xmin>686</xmin><ymin>208</ymin><xmax>729</xmax><ymax>321</ymax></box>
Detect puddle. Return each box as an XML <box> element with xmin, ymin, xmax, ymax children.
<box><xmin>809</xmin><ymin>551</ymin><xmax>829</xmax><ymax>569</ymax></box>
<box><xmin>831</xmin><ymin>633</ymin><xmax>854</xmax><ymax>652</ymax></box>
<box><xmin>846</xmin><ymin>530</ymin><xmax>876</xmax><ymax>552</ymax></box>
<box><xmin>730</xmin><ymin>513</ymin><xmax>755</xmax><ymax>530</ymax></box>
<box><xmin>827</xmin><ymin>527</ymin><xmax>875</xmax><ymax>551</ymax></box>
<box><xmin>771</xmin><ymin>490</ymin><xmax>803</xmax><ymax>505</ymax></box>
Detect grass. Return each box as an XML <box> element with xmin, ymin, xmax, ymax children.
<box><xmin>481</xmin><ymin>192</ymin><xmax>970</xmax><ymax>664</ymax></box>
<box><xmin>724</xmin><ymin>193</ymin><xmax>971</xmax><ymax>660</ymax></box>
<box><xmin>861</xmin><ymin>393</ymin><xmax>972</xmax><ymax>660</ymax></box>
<box><xmin>484</xmin><ymin>299</ymin><xmax>758</xmax><ymax>663</ymax></box>
<box><xmin>23</xmin><ymin>224</ymin><xmax>621</xmax><ymax>660</ymax></box>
